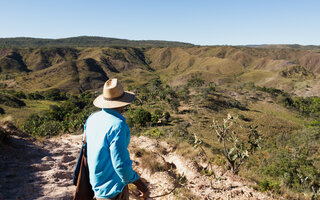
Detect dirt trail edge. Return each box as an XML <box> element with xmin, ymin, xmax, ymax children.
<box><xmin>0</xmin><ymin>133</ymin><xmax>276</xmax><ymax>200</ymax></box>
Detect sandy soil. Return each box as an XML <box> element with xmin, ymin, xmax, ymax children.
<box><xmin>0</xmin><ymin>127</ymin><xmax>276</xmax><ymax>200</ymax></box>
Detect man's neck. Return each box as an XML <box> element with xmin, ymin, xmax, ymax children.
<box><xmin>113</xmin><ymin>107</ymin><xmax>123</xmax><ymax>113</ymax></box>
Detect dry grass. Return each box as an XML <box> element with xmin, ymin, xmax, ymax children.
<box><xmin>132</xmin><ymin>148</ymin><xmax>168</xmax><ymax>173</ymax></box>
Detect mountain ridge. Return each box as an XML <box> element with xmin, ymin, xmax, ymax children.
<box><xmin>0</xmin><ymin>36</ymin><xmax>194</xmax><ymax>48</ymax></box>
<box><xmin>0</xmin><ymin>46</ymin><xmax>320</xmax><ymax>97</ymax></box>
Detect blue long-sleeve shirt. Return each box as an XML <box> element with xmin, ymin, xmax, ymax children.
<box><xmin>85</xmin><ymin>108</ymin><xmax>139</xmax><ymax>199</ymax></box>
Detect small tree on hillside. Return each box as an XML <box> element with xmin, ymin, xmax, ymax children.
<box><xmin>132</xmin><ymin>108</ymin><xmax>151</xmax><ymax>127</ymax></box>
<box><xmin>212</xmin><ymin>114</ymin><xmax>262</xmax><ymax>174</ymax></box>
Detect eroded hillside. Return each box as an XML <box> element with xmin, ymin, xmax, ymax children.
<box><xmin>0</xmin><ymin>46</ymin><xmax>320</xmax><ymax>96</ymax></box>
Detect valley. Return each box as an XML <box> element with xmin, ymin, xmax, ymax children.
<box><xmin>1</xmin><ymin>43</ymin><xmax>320</xmax><ymax>199</ymax></box>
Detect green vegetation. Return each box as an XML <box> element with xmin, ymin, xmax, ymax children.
<box><xmin>128</xmin><ymin>108</ymin><xmax>151</xmax><ymax>127</ymax></box>
<box><xmin>0</xmin><ymin>92</ymin><xmax>26</xmax><ymax>108</ymax></box>
<box><xmin>0</xmin><ymin>106</ymin><xmax>4</xmax><ymax>114</ymax></box>
<box><xmin>0</xmin><ymin>36</ymin><xmax>193</xmax><ymax>48</ymax></box>
<box><xmin>2</xmin><ymin>44</ymin><xmax>320</xmax><ymax>199</ymax></box>
<box><xmin>258</xmin><ymin>127</ymin><xmax>320</xmax><ymax>197</ymax></box>
<box><xmin>212</xmin><ymin>114</ymin><xmax>262</xmax><ymax>174</ymax></box>
<box><xmin>255</xmin><ymin>85</ymin><xmax>320</xmax><ymax>116</ymax></box>
<box><xmin>23</xmin><ymin>92</ymin><xmax>97</xmax><ymax>137</ymax></box>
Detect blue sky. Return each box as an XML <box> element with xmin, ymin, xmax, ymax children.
<box><xmin>0</xmin><ymin>0</ymin><xmax>319</xmax><ymax>45</ymax></box>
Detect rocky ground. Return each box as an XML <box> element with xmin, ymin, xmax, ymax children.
<box><xmin>0</xmin><ymin>122</ymin><xmax>276</xmax><ymax>200</ymax></box>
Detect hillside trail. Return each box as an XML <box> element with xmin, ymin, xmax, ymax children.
<box><xmin>0</xmin><ymin>126</ymin><xmax>276</xmax><ymax>200</ymax></box>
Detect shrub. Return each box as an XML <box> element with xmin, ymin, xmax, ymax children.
<box><xmin>309</xmin><ymin>120</ymin><xmax>320</xmax><ymax>127</ymax></box>
<box><xmin>36</xmin><ymin>121</ymin><xmax>62</xmax><ymax>137</ymax></box>
<box><xmin>132</xmin><ymin>108</ymin><xmax>151</xmax><ymax>127</ymax></box>
<box><xmin>12</xmin><ymin>91</ymin><xmax>26</xmax><ymax>99</ymax></box>
<box><xmin>0</xmin><ymin>106</ymin><xmax>4</xmax><ymax>114</ymax></box>
<box><xmin>43</xmin><ymin>88</ymin><xmax>67</xmax><ymax>101</ymax></box>
<box><xmin>212</xmin><ymin>114</ymin><xmax>262</xmax><ymax>174</ymax></box>
<box><xmin>187</xmin><ymin>77</ymin><xmax>205</xmax><ymax>87</ymax></box>
<box><xmin>259</xmin><ymin>127</ymin><xmax>320</xmax><ymax>195</ymax></box>
<box><xmin>0</xmin><ymin>93</ymin><xmax>26</xmax><ymax>108</ymax></box>
<box><xmin>258</xmin><ymin>179</ymin><xmax>281</xmax><ymax>193</ymax></box>
<box><xmin>143</xmin><ymin>128</ymin><xmax>163</xmax><ymax>138</ymax></box>
<box><xmin>164</xmin><ymin>111</ymin><xmax>170</xmax><ymax>120</ymax></box>
<box><xmin>167</xmin><ymin>97</ymin><xmax>180</xmax><ymax>113</ymax></box>
<box><xmin>291</xmin><ymin>96</ymin><xmax>320</xmax><ymax>115</ymax></box>
<box><xmin>26</xmin><ymin>92</ymin><xmax>44</xmax><ymax>100</ymax></box>
<box><xmin>178</xmin><ymin>86</ymin><xmax>190</xmax><ymax>103</ymax></box>
<box><xmin>151</xmin><ymin>109</ymin><xmax>162</xmax><ymax>123</ymax></box>
<box><xmin>23</xmin><ymin>114</ymin><xmax>43</xmax><ymax>135</ymax></box>
<box><xmin>23</xmin><ymin>92</ymin><xmax>97</xmax><ymax>137</ymax></box>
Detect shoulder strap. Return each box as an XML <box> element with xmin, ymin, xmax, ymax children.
<box><xmin>83</xmin><ymin>133</ymin><xmax>87</xmax><ymax>144</ymax></box>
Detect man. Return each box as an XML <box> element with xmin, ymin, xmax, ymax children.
<box><xmin>85</xmin><ymin>78</ymin><xmax>149</xmax><ymax>200</ymax></box>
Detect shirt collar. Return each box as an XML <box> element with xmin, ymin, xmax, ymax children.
<box><xmin>102</xmin><ymin>108</ymin><xmax>126</xmax><ymax>122</ymax></box>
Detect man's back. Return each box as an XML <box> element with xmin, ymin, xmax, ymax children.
<box><xmin>85</xmin><ymin>108</ymin><xmax>139</xmax><ymax>199</ymax></box>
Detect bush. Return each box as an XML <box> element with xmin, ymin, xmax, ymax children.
<box><xmin>23</xmin><ymin>92</ymin><xmax>97</xmax><ymax>137</ymax></box>
<box><xmin>187</xmin><ymin>74</ymin><xmax>205</xmax><ymax>87</ymax></box>
<box><xmin>27</xmin><ymin>92</ymin><xmax>44</xmax><ymax>100</ymax></box>
<box><xmin>164</xmin><ymin>111</ymin><xmax>170</xmax><ymax>120</ymax></box>
<box><xmin>143</xmin><ymin>128</ymin><xmax>163</xmax><ymax>138</ymax></box>
<box><xmin>151</xmin><ymin>109</ymin><xmax>163</xmax><ymax>123</ymax></box>
<box><xmin>178</xmin><ymin>86</ymin><xmax>190</xmax><ymax>103</ymax></box>
<box><xmin>23</xmin><ymin>114</ymin><xmax>43</xmax><ymax>135</ymax></box>
<box><xmin>131</xmin><ymin>108</ymin><xmax>151</xmax><ymax>127</ymax></box>
<box><xmin>212</xmin><ymin>114</ymin><xmax>262</xmax><ymax>174</ymax></box>
<box><xmin>261</xmin><ymin>149</ymin><xmax>319</xmax><ymax>192</ymax></box>
<box><xmin>36</xmin><ymin>121</ymin><xmax>62</xmax><ymax>137</ymax></box>
<box><xmin>0</xmin><ymin>93</ymin><xmax>26</xmax><ymax>108</ymax></box>
<box><xmin>259</xmin><ymin>127</ymin><xmax>320</xmax><ymax>194</ymax></box>
<box><xmin>167</xmin><ymin>97</ymin><xmax>180</xmax><ymax>113</ymax></box>
<box><xmin>258</xmin><ymin>179</ymin><xmax>281</xmax><ymax>193</ymax></box>
<box><xmin>43</xmin><ymin>88</ymin><xmax>67</xmax><ymax>101</ymax></box>
<box><xmin>0</xmin><ymin>106</ymin><xmax>4</xmax><ymax>114</ymax></box>
<box><xmin>309</xmin><ymin>120</ymin><xmax>320</xmax><ymax>127</ymax></box>
<box><xmin>291</xmin><ymin>96</ymin><xmax>320</xmax><ymax>115</ymax></box>
<box><xmin>12</xmin><ymin>91</ymin><xmax>26</xmax><ymax>99</ymax></box>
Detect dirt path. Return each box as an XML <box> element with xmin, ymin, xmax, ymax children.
<box><xmin>0</xmin><ymin>131</ymin><xmax>275</xmax><ymax>200</ymax></box>
<box><xmin>0</xmin><ymin>133</ymin><xmax>81</xmax><ymax>200</ymax></box>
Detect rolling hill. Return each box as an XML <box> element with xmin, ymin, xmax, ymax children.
<box><xmin>1</xmin><ymin>43</ymin><xmax>320</xmax><ymax>199</ymax></box>
<box><xmin>0</xmin><ymin>45</ymin><xmax>319</xmax><ymax>96</ymax></box>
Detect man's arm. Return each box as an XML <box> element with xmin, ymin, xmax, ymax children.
<box><xmin>109</xmin><ymin>122</ymin><xmax>149</xmax><ymax>198</ymax></box>
<box><xmin>109</xmin><ymin>122</ymin><xmax>139</xmax><ymax>184</ymax></box>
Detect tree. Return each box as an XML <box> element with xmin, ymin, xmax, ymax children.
<box><xmin>212</xmin><ymin>114</ymin><xmax>262</xmax><ymax>174</ymax></box>
<box><xmin>132</xmin><ymin>108</ymin><xmax>151</xmax><ymax>127</ymax></box>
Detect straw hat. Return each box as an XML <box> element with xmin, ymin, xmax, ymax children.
<box><xmin>93</xmin><ymin>79</ymin><xmax>135</xmax><ymax>108</ymax></box>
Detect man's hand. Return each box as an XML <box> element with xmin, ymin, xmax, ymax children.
<box><xmin>133</xmin><ymin>178</ymin><xmax>149</xmax><ymax>199</ymax></box>
<box><xmin>139</xmin><ymin>189</ymin><xmax>149</xmax><ymax>199</ymax></box>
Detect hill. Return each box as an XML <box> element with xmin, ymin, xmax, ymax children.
<box><xmin>1</xmin><ymin>46</ymin><xmax>320</xmax><ymax>96</ymax></box>
<box><xmin>246</xmin><ymin>44</ymin><xmax>320</xmax><ymax>51</ymax></box>
<box><xmin>0</xmin><ymin>36</ymin><xmax>194</xmax><ymax>48</ymax></box>
<box><xmin>1</xmin><ymin>45</ymin><xmax>320</xmax><ymax>199</ymax></box>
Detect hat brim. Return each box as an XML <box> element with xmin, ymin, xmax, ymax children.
<box><xmin>93</xmin><ymin>91</ymin><xmax>135</xmax><ymax>108</ymax></box>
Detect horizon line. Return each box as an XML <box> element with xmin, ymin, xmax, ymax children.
<box><xmin>0</xmin><ymin>35</ymin><xmax>320</xmax><ymax>47</ymax></box>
